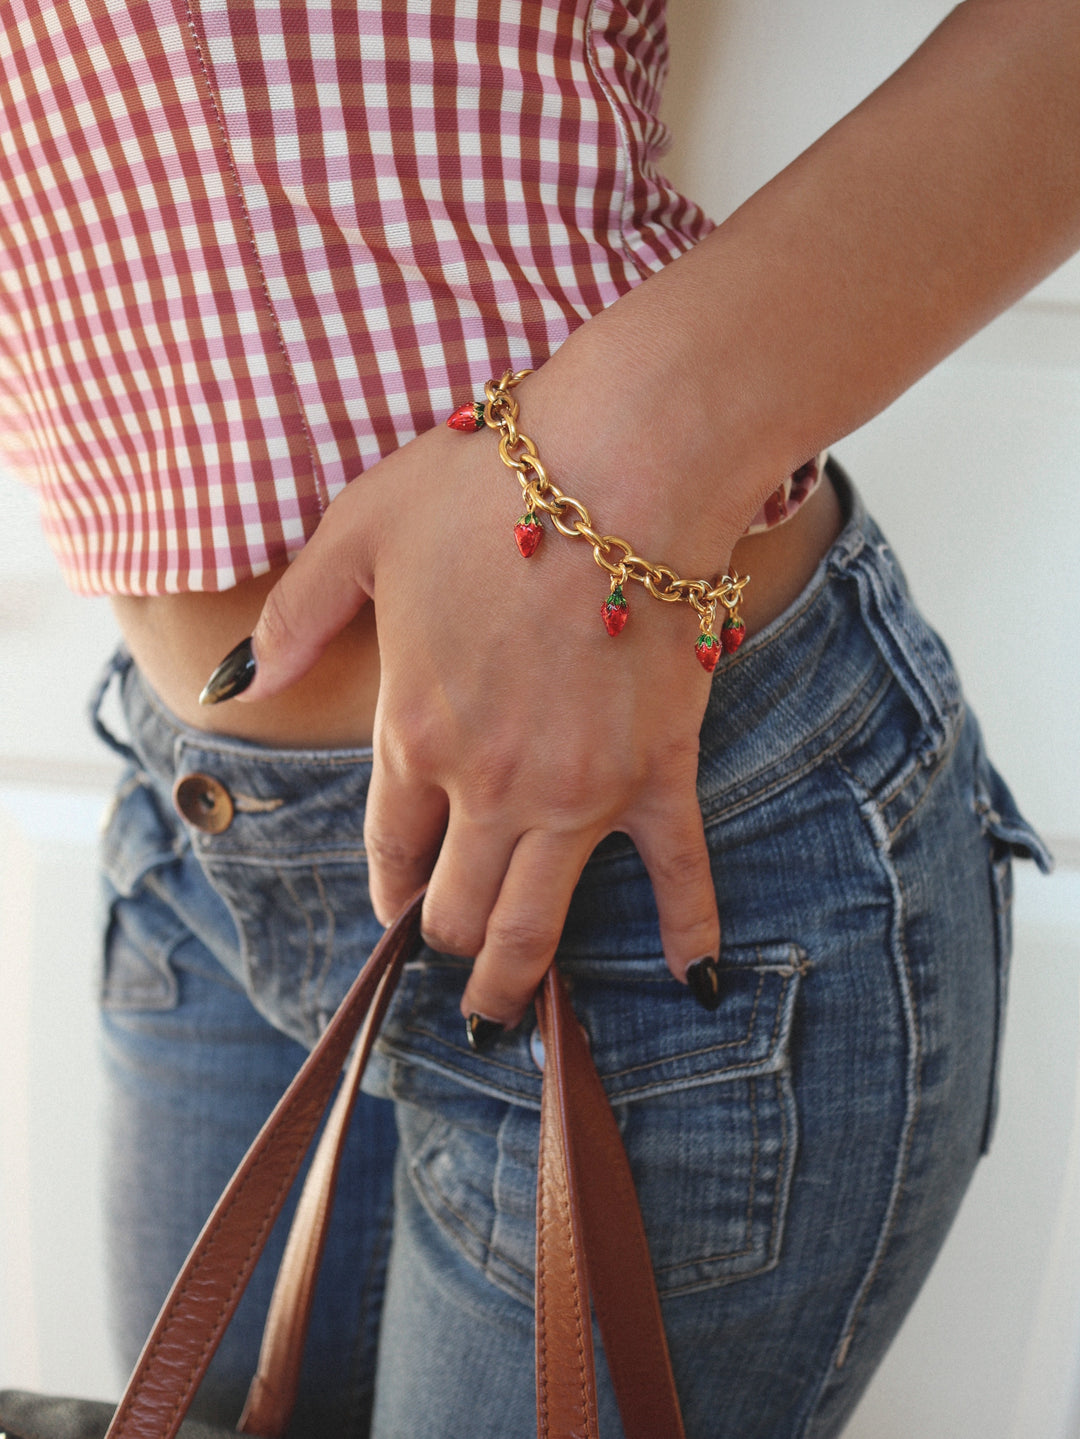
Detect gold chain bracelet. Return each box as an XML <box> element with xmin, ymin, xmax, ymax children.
<box><xmin>446</xmin><ymin>369</ymin><xmax>749</xmax><ymax>671</ymax></box>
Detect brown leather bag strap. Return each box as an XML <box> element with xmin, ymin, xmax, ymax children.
<box><xmin>102</xmin><ymin>893</ymin><xmax>684</xmax><ymax>1439</ymax></box>
<box><xmin>245</xmin><ymin>964</ymin><xmax>685</xmax><ymax>1439</ymax></box>
<box><xmin>535</xmin><ymin>968</ymin><xmax>686</xmax><ymax>1439</ymax></box>
<box><xmin>236</xmin><ymin>949</ymin><xmax>404</xmax><ymax>1438</ymax></box>
<box><xmin>102</xmin><ymin>893</ymin><xmax>425</xmax><ymax>1439</ymax></box>
<box><xmin>246</xmin><ymin>962</ymin><xmax>687</xmax><ymax>1439</ymax></box>
<box><xmin>534</xmin><ymin>967</ymin><xmax>600</xmax><ymax>1438</ymax></box>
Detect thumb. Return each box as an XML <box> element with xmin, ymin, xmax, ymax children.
<box><xmin>199</xmin><ymin>496</ymin><xmax>373</xmax><ymax>706</ymax></box>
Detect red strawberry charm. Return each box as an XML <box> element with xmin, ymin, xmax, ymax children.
<box><xmin>446</xmin><ymin>401</ymin><xmax>485</xmax><ymax>432</ymax></box>
<box><xmin>695</xmin><ymin>632</ymin><xmax>721</xmax><ymax>673</ymax></box>
<box><xmin>514</xmin><ymin>511</ymin><xmax>543</xmax><ymax>557</ymax></box>
<box><xmin>601</xmin><ymin>584</ymin><xmax>629</xmax><ymax>636</ymax></box>
<box><xmin>721</xmin><ymin>616</ymin><xmax>746</xmax><ymax>654</ymax></box>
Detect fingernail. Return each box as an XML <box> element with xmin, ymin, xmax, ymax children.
<box><xmin>465</xmin><ymin>1013</ymin><xmax>505</xmax><ymax>1053</ymax></box>
<box><xmin>686</xmin><ymin>957</ymin><xmax>722</xmax><ymax>1011</ymax></box>
<box><xmin>199</xmin><ymin>637</ymin><xmax>256</xmax><ymax>705</ymax></box>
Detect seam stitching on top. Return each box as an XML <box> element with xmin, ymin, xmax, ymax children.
<box><xmin>181</xmin><ymin>0</ymin><xmax>327</xmax><ymax>513</ymax></box>
<box><xmin>584</xmin><ymin>0</ymin><xmax>652</xmax><ymax>281</ymax></box>
<box><xmin>796</xmin><ymin>768</ymin><xmax>923</xmax><ymax>1435</ymax></box>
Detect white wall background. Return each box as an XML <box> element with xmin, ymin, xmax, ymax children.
<box><xmin>1</xmin><ymin>0</ymin><xmax>1078</xmax><ymax>1432</ymax></box>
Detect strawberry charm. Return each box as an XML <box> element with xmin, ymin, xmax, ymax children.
<box><xmin>601</xmin><ymin>583</ymin><xmax>629</xmax><ymax>636</ymax></box>
<box><xmin>514</xmin><ymin>511</ymin><xmax>543</xmax><ymax>558</ymax></box>
<box><xmin>446</xmin><ymin>400</ymin><xmax>485</xmax><ymax>432</ymax></box>
<box><xmin>716</xmin><ymin>572</ymin><xmax>749</xmax><ymax>658</ymax></box>
<box><xmin>721</xmin><ymin>615</ymin><xmax>746</xmax><ymax>653</ymax></box>
<box><xmin>695</xmin><ymin>632</ymin><xmax>721</xmax><ymax>673</ymax></box>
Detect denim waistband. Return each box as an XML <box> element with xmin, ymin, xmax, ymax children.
<box><xmin>693</xmin><ymin>462</ymin><xmax>963</xmax><ymax>823</ymax></box>
<box><xmin>92</xmin><ymin>463</ymin><xmax>963</xmax><ymax>879</ymax></box>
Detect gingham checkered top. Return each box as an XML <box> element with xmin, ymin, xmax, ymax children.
<box><xmin>0</xmin><ymin>0</ymin><xmax>819</xmax><ymax>595</ymax></box>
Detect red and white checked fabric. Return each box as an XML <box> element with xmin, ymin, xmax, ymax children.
<box><xmin>0</xmin><ymin>0</ymin><xmax>819</xmax><ymax>595</ymax></box>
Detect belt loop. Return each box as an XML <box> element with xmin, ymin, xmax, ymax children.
<box><xmin>88</xmin><ymin>647</ymin><xmax>138</xmax><ymax>763</ymax></box>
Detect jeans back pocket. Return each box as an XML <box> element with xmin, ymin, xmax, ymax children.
<box><xmin>370</xmin><ymin>942</ymin><xmax>806</xmax><ymax>1304</ymax></box>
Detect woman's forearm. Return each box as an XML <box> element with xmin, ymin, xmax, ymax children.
<box><xmin>526</xmin><ymin>0</ymin><xmax>1080</xmax><ymax>561</ymax></box>
<box><xmin>234</xmin><ymin>0</ymin><xmax>1079</xmax><ymax>1029</ymax></box>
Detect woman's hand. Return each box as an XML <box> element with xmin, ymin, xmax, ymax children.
<box><xmin>224</xmin><ymin>381</ymin><xmax>749</xmax><ymax>1033</ymax></box>
<box><xmin>205</xmin><ymin>0</ymin><xmax>1080</xmax><ymax>1035</ymax></box>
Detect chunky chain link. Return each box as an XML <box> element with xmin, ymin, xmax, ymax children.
<box><xmin>482</xmin><ymin>369</ymin><xmax>749</xmax><ymax>629</ymax></box>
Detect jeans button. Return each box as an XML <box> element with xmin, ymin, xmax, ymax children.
<box><xmin>172</xmin><ymin>773</ymin><xmax>235</xmax><ymax>833</ymax></box>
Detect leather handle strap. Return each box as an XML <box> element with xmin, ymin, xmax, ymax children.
<box><xmin>237</xmin><ymin>950</ymin><xmax>404</xmax><ymax>1438</ymax></box>
<box><xmin>245</xmin><ymin>963</ymin><xmax>686</xmax><ymax>1439</ymax></box>
<box><xmin>535</xmin><ymin>968</ymin><xmax>600</xmax><ymax>1438</ymax></box>
<box><xmin>102</xmin><ymin>894</ymin><xmax>424</xmax><ymax>1439</ymax></box>
<box><xmin>535</xmin><ymin>968</ymin><xmax>686</xmax><ymax>1439</ymax></box>
<box><xmin>102</xmin><ymin>892</ymin><xmax>685</xmax><ymax>1439</ymax></box>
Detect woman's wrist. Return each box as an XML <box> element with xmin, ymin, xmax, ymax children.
<box><xmin>500</xmin><ymin>299</ymin><xmax>787</xmax><ymax>585</ymax></box>
<box><xmin>459</xmin><ymin>370</ymin><xmax>755</xmax><ymax>669</ymax></box>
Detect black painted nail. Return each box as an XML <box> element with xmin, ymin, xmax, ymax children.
<box><xmin>686</xmin><ymin>957</ymin><xmax>722</xmax><ymax>1012</ymax></box>
<box><xmin>465</xmin><ymin>1013</ymin><xmax>505</xmax><ymax>1053</ymax></box>
<box><xmin>199</xmin><ymin>637</ymin><xmax>256</xmax><ymax>705</ymax></box>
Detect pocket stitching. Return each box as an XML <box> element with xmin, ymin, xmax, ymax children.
<box><xmin>652</xmin><ymin>1072</ymin><xmax>765</xmax><ymax>1275</ymax></box>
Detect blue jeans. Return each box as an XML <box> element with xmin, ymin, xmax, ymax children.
<box><xmin>94</xmin><ymin>469</ymin><xmax>1049</xmax><ymax>1438</ymax></box>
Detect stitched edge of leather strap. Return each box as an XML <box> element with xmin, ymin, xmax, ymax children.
<box><xmin>536</xmin><ymin>967</ymin><xmax>686</xmax><ymax>1439</ymax></box>
<box><xmin>536</xmin><ymin>968</ymin><xmax>598</xmax><ymax>1438</ymax></box>
<box><xmin>237</xmin><ymin>952</ymin><xmax>404</xmax><ymax>1437</ymax></box>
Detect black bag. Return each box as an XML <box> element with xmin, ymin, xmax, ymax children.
<box><xmin>0</xmin><ymin>1395</ymin><xmax>234</xmax><ymax>1439</ymax></box>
